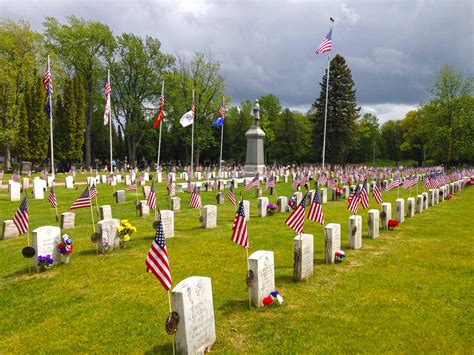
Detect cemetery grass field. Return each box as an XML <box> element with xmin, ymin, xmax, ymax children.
<box><xmin>0</xmin><ymin>174</ymin><xmax>472</xmax><ymax>353</ymax></box>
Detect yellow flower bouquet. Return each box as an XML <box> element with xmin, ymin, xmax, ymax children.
<box><xmin>117</xmin><ymin>219</ymin><xmax>137</xmax><ymax>246</ymax></box>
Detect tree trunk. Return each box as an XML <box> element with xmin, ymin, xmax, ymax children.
<box><xmin>4</xmin><ymin>144</ymin><xmax>11</xmax><ymax>170</ymax></box>
<box><xmin>85</xmin><ymin>76</ymin><xmax>93</xmax><ymax>168</ymax></box>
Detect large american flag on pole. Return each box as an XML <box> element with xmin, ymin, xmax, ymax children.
<box><xmin>48</xmin><ymin>184</ymin><xmax>58</xmax><ymax>208</ymax></box>
<box><xmin>152</xmin><ymin>92</ymin><xmax>165</xmax><ymax>129</ymax></box>
<box><xmin>231</xmin><ymin>200</ymin><xmax>249</xmax><ymax>248</ymax></box>
<box><xmin>146</xmin><ymin>218</ymin><xmax>172</xmax><ymax>291</ymax></box>
<box><xmin>308</xmin><ymin>188</ymin><xmax>324</xmax><ymax>225</ymax></box>
<box><xmin>69</xmin><ymin>187</ymin><xmax>92</xmax><ymax>210</ymax></box>
<box><xmin>13</xmin><ymin>196</ymin><xmax>29</xmax><ymax>234</ymax></box>
<box><xmin>285</xmin><ymin>194</ymin><xmax>308</xmax><ymax>234</ymax></box>
<box><xmin>43</xmin><ymin>67</ymin><xmax>53</xmax><ymax>116</ymax></box>
<box><xmin>316</xmin><ymin>29</ymin><xmax>332</xmax><ymax>54</ymax></box>
<box><xmin>103</xmin><ymin>81</ymin><xmax>112</xmax><ymax>125</ymax></box>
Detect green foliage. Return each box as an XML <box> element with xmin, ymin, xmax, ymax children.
<box><xmin>352</xmin><ymin>113</ymin><xmax>380</xmax><ymax>163</ymax></box>
<box><xmin>28</xmin><ymin>76</ymin><xmax>49</xmax><ymax>164</ymax></box>
<box><xmin>379</xmin><ymin>120</ymin><xmax>404</xmax><ymax>165</ymax></box>
<box><xmin>311</xmin><ymin>54</ymin><xmax>360</xmax><ymax>164</ymax></box>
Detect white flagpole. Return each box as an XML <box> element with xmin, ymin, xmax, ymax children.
<box><xmin>157</xmin><ymin>81</ymin><xmax>164</xmax><ymax>174</ymax></box>
<box><xmin>108</xmin><ymin>70</ymin><xmax>113</xmax><ymax>185</ymax></box>
<box><xmin>48</xmin><ymin>55</ymin><xmax>55</xmax><ymax>180</ymax></box>
<box><xmin>321</xmin><ymin>18</ymin><xmax>334</xmax><ymax>172</ymax></box>
<box><xmin>191</xmin><ymin>89</ymin><xmax>195</xmax><ymax>177</ymax></box>
<box><xmin>219</xmin><ymin>96</ymin><xmax>224</xmax><ymax>178</ymax></box>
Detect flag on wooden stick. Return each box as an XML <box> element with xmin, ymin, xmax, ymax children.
<box><xmin>146</xmin><ymin>217</ymin><xmax>172</xmax><ymax>291</ymax></box>
<box><xmin>13</xmin><ymin>196</ymin><xmax>29</xmax><ymax>234</ymax></box>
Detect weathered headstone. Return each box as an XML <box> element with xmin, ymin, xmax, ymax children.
<box><xmin>416</xmin><ymin>194</ymin><xmax>424</xmax><ymax>213</ymax></box>
<box><xmin>47</xmin><ymin>176</ymin><xmax>54</xmax><ymax>187</ymax></box>
<box><xmin>116</xmin><ymin>175</ymin><xmax>122</xmax><ymax>183</ymax></box>
<box><xmin>325</xmin><ymin>223</ymin><xmax>341</xmax><ymax>264</ymax></box>
<box><xmin>216</xmin><ymin>192</ymin><xmax>224</xmax><ymax>204</ymax></box>
<box><xmin>21</xmin><ymin>177</ymin><xmax>30</xmax><ymax>190</ymax></box>
<box><xmin>257</xmin><ymin>188</ymin><xmax>263</xmax><ymax>198</ymax></box>
<box><xmin>158</xmin><ymin>210</ymin><xmax>174</xmax><ymax>238</ymax></box>
<box><xmin>428</xmin><ymin>189</ymin><xmax>435</xmax><ymax>207</ymax></box>
<box><xmin>115</xmin><ymin>190</ymin><xmax>126</xmax><ymax>203</ymax></box>
<box><xmin>87</xmin><ymin>176</ymin><xmax>96</xmax><ymax>186</ymax></box>
<box><xmin>8</xmin><ymin>180</ymin><xmax>21</xmax><ymax>201</ymax></box>
<box><xmin>143</xmin><ymin>172</ymin><xmax>150</xmax><ymax>181</ymax></box>
<box><xmin>99</xmin><ymin>205</ymin><xmax>113</xmax><ymax>220</ymax></box>
<box><xmin>257</xmin><ymin>197</ymin><xmax>269</xmax><ymax>217</ymax></box>
<box><xmin>407</xmin><ymin>197</ymin><xmax>415</xmax><ymax>217</ymax></box>
<box><xmin>171</xmin><ymin>197</ymin><xmax>181</xmax><ymax>212</ymax></box>
<box><xmin>32</xmin><ymin>179</ymin><xmax>46</xmax><ymax>200</ymax></box>
<box><xmin>243</xmin><ymin>200</ymin><xmax>250</xmax><ymax>221</ymax></box>
<box><xmin>396</xmin><ymin>198</ymin><xmax>405</xmax><ymax>223</ymax></box>
<box><xmin>368</xmin><ymin>209</ymin><xmax>379</xmax><ymax>239</ymax></box>
<box><xmin>277</xmin><ymin>196</ymin><xmax>288</xmax><ymax>212</ymax></box>
<box><xmin>201</xmin><ymin>205</ymin><xmax>217</xmax><ymax>229</ymax></box>
<box><xmin>142</xmin><ymin>185</ymin><xmax>151</xmax><ymax>199</ymax></box>
<box><xmin>319</xmin><ymin>188</ymin><xmax>328</xmax><ymax>203</ymax></box>
<box><xmin>32</xmin><ymin>226</ymin><xmax>61</xmax><ymax>268</ymax></box>
<box><xmin>97</xmin><ymin>218</ymin><xmax>120</xmax><ymax>253</ymax></box>
<box><xmin>308</xmin><ymin>190</ymin><xmax>315</xmax><ymax>203</ymax></box>
<box><xmin>293</xmin><ymin>192</ymin><xmax>302</xmax><ymax>205</ymax></box>
<box><xmin>60</xmin><ymin>212</ymin><xmax>75</xmax><ymax>230</ymax></box>
<box><xmin>65</xmin><ymin>175</ymin><xmax>74</xmax><ymax>189</ymax></box>
<box><xmin>434</xmin><ymin>188</ymin><xmax>439</xmax><ymax>204</ymax></box>
<box><xmin>293</xmin><ymin>234</ymin><xmax>313</xmax><ymax>281</ymax></box>
<box><xmin>139</xmin><ymin>200</ymin><xmax>150</xmax><ymax>217</ymax></box>
<box><xmin>381</xmin><ymin>202</ymin><xmax>392</xmax><ymax>230</ymax></box>
<box><xmin>100</xmin><ymin>175</ymin><xmax>107</xmax><ymax>184</ymax></box>
<box><xmin>248</xmin><ymin>250</ymin><xmax>275</xmax><ymax>307</ymax></box>
<box><xmin>2</xmin><ymin>220</ymin><xmax>19</xmax><ymax>240</ymax></box>
<box><xmin>348</xmin><ymin>215</ymin><xmax>362</xmax><ymax>249</ymax></box>
<box><xmin>172</xmin><ymin>276</ymin><xmax>216</xmax><ymax>354</ymax></box>
<box><xmin>422</xmin><ymin>192</ymin><xmax>429</xmax><ymax>210</ymax></box>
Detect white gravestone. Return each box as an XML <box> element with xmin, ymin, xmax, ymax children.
<box><xmin>143</xmin><ymin>172</ymin><xmax>150</xmax><ymax>181</ymax></box>
<box><xmin>343</xmin><ymin>186</ymin><xmax>350</xmax><ymax>199</ymax></box>
<box><xmin>293</xmin><ymin>192</ymin><xmax>302</xmax><ymax>205</ymax></box>
<box><xmin>195</xmin><ymin>172</ymin><xmax>202</xmax><ymax>180</ymax></box>
<box><xmin>171</xmin><ymin>197</ymin><xmax>181</xmax><ymax>212</ymax></box>
<box><xmin>32</xmin><ymin>179</ymin><xmax>46</xmax><ymax>200</ymax></box>
<box><xmin>325</xmin><ymin>223</ymin><xmax>341</xmax><ymax>264</ymax></box>
<box><xmin>434</xmin><ymin>188</ymin><xmax>439</xmax><ymax>204</ymax></box>
<box><xmin>293</xmin><ymin>234</ymin><xmax>313</xmax><ymax>281</ymax></box>
<box><xmin>97</xmin><ymin>218</ymin><xmax>120</xmax><ymax>253</ymax></box>
<box><xmin>172</xmin><ymin>276</ymin><xmax>216</xmax><ymax>355</ymax></box>
<box><xmin>158</xmin><ymin>210</ymin><xmax>174</xmax><ymax>238</ymax></box>
<box><xmin>396</xmin><ymin>198</ymin><xmax>405</xmax><ymax>223</ymax></box>
<box><xmin>319</xmin><ymin>188</ymin><xmax>328</xmax><ymax>203</ymax></box>
<box><xmin>201</xmin><ymin>205</ymin><xmax>217</xmax><ymax>229</ymax></box>
<box><xmin>381</xmin><ymin>203</ymin><xmax>392</xmax><ymax>230</ymax></box>
<box><xmin>47</xmin><ymin>176</ymin><xmax>54</xmax><ymax>187</ymax></box>
<box><xmin>2</xmin><ymin>220</ymin><xmax>20</xmax><ymax>240</ymax></box>
<box><xmin>87</xmin><ymin>176</ymin><xmax>96</xmax><ymax>186</ymax></box>
<box><xmin>116</xmin><ymin>175</ymin><xmax>122</xmax><ymax>183</ymax></box>
<box><xmin>407</xmin><ymin>197</ymin><xmax>415</xmax><ymax>217</ymax></box>
<box><xmin>257</xmin><ymin>197</ymin><xmax>269</xmax><ymax>217</ymax></box>
<box><xmin>115</xmin><ymin>190</ymin><xmax>126</xmax><ymax>203</ymax></box>
<box><xmin>248</xmin><ymin>250</ymin><xmax>275</xmax><ymax>308</ymax></box>
<box><xmin>100</xmin><ymin>175</ymin><xmax>107</xmax><ymax>184</ymax></box>
<box><xmin>142</xmin><ymin>185</ymin><xmax>151</xmax><ymax>199</ymax></box>
<box><xmin>139</xmin><ymin>200</ymin><xmax>149</xmax><ymax>217</ymax></box>
<box><xmin>60</xmin><ymin>212</ymin><xmax>75</xmax><ymax>230</ymax></box>
<box><xmin>125</xmin><ymin>175</ymin><xmax>131</xmax><ymax>186</ymax></box>
<box><xmin>277</xmin><ymin>196</ymin><xmax>288</xmax><ymax>212</ymax></box>
<box><xmin>216</xmin><ymin>192</ymin><xmax>225</xmax><ymax>204</ymax></box>
<box><xmin>422</xmin><ymin>192</ymin><xmax>429</xmax><ymax>210</ymax></box>
<box><xmin>348</xmin><ymin>215</ymin><xmax>362</xmax><ymax>250</ymax></box>
<box><xmin>157</xmin><ymin>173</ymin><xmax>162</xmax><ymax>183</ymax></box>
<box><xmin>32</xmin><ymin>226</ymin><xmax>61</xmax><ymax>269</ymax></box>
<box><xmin>22</xmin><ymin>177</ymin><xmax>30</xmax><ymax>190</ymax></box>
<box><xmin>428</xmin><ymin>189</ymin><xmax>435</xmax><ymax>207</ymax></box>
<box><xmin>99</xmin><ymin>205</ymin><xmax>113</xmax><ymax>220</ymax></box>
<box><xmin>243</xmin><ymin>200</ymin><xmax>250</xmax><ymax>221</ymax></box>
<box><xmin>65</xmin><ymin>176</ymin><xmax>74</xmax><ymax>189</ymax></box>
<box><xmin>308</xmin><ymin>190</ymin><xmax>315</xmax><ymax>204</ymax></box>
<box><xmin>368</xmin><ymin>209</ymin><xmax>379</xmax><ymax>239</ymax></box>
<box><xmin>416</xmin><ymin>195</ymin><xmax>424</xmax><ymax>213</ymax></box>
<box><xmin>8</xmin><ymin>180</ymin><xmax>21</xmax><ymax>201</ymax></box>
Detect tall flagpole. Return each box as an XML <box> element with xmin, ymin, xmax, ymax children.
<box><xmin>157</xmin><ymin>81</ymin><xmax>165</xmax><ymax>173</ymax></box>
<box><xmin>191</xmin><ymin>89</ymin><xmax>195</xmax><ymax>177</ymax></box>
<box><xmin>321</xmin><ymin>18</ymin><xmax>334</xmax><ymax>172</ymax></box>
<box><xmin>219</xmin><ymin>96</ymin><xmax>224</xmax><ymax>178</ymax></box>
<box><xmin>47</xmin><ymin>55</ymin><xmax>55</xmax><ymax>180</ymax></box>
<box><xmin>108</xmin><ymin>70</ymin><xmax>113</xmax><ymax>178</ymax></box>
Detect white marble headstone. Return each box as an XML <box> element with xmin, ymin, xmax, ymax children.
<box><xmin>257</xmin><ymin>197</ymin><xmax>269</xmax><ymax>217</ymax></box>
<box><xmin>97</xmin><ymin>218</ymin><xmax>120</xmax><ymax>253</ymax></box>
<box><xmin>277</xmin><ymin>196</ymin><xmax>288</xmax><ymax>212</ymax></box>
<box><xmin>248</xmin><ymin>250</ymin><xmax>275</xmax><ymax>308</ymax></box>
<box><xmin>139</xmin><ymin>200</ymin><xmax>150</xmax><ymax>217</ymax></box>
<box><xmin>158</xmin><ymin>210</ymin><xmax>174</xmax><ymax>238</ymax></box>
<box><xmin>32</xmin><ymin>226</ymin><xmax>61</xmax><ymax>268</ymax></box>
<box><xmin>171</xmin><ymin>197</ymin><xmax>181</xmax><ymax>212</ymax></box>
<box><xmin>293</xmin><ymin>234</ymin><xmax>313</xmax><ymax>281</ymax></box>
<box><xmin>115</xmin><ymin>190</ymin><xmax>126</xmax><ymax>203</ymax></box>
<box><xmin>8</xmin><ymin>180</ymin><xmax>21</xmax><ymax>201</ymax></box>
<box><xmin>348</xmin><ymin>215</ymin><xmax>362</xmax><ymax>249</ymax></box>
<box><xmin>65</xmin><ymin>175</ymin><xmax>74</xmax><ymax>189</ymax></box>
<box><xmin>60</xmin><ymin>212</ymin><xmax>75</xmax><ymax>230</ymax></box>
<box><xmin>381</xmin><ymin>202</ymin><xmax>392</xmax><ymax>230</ymax></box>
<box><xmin>325</xmin><ymin>223</ymin><xmax>341</xmax><ymax>264</ymax></box>
<box><xmin>100</xmin><ymin>205</ymin><xmax>113</xmax><ymax>220</ymax></box>
<box><xmin>32</xmin><ymin>179</ymin><xmax>46</xmax><ymax>200</ymax></box>
<box><xmin>407</xmin><ymin>197</ymin><xmax>415</xmax><ymax>217</ymax></box>
<box><xmin>2</xmin><ymin>220</ymin><xmax>20</xmax><ymax>240</ymax></box>
<box><xmin>201</xmin><ymin>205</ymin><xmax>217</xmax><ymax>229</ymax></box>
<box><xmin>396</xmin><ymin>198</ymin><xmax>405</xmax><ymax>223</ymax></box>
<box><xmin>243</xmin><ymin>200</ymin><xmax>250</xmax><ymax>221</ymax></box>
<box><xmin>416</xmin><ymin>194</ymin><xmax>424</xmax><ymax>213</ymax></box>
<box><xmin>368</xmin><ymin>209</ymin><xmax>379</xmax><ymax>238</ymax></box>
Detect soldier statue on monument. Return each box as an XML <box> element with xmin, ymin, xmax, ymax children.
<box><xmin>244</xmin><ymin>99</ymin><xmax>266</xmax><ymax>176</ymax></box>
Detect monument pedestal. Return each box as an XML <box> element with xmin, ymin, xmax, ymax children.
<box><xmin>244</xmin><ymin>100</ymin><xmax>266</xmax><ymax>176</ymax></box>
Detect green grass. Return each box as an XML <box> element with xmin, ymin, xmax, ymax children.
<box><xmin>0</xmin><ymin>173</ymin><xmax>472</xmax><ymax>353</ymax></box>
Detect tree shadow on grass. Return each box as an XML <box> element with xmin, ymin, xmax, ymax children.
<box><xmin>275</xmin><ymin>274</ymin><xmax>295</xmax><ymax>285</ymax></box>
<box><xmin>219</xmin><ymin>299</ymin><xmax>251</xmax><ymax>315</ymax></box>
<box><xmin>144</xmin><ymin>341</ymin><xmax>174</xmax><ymax>354</ymax></box>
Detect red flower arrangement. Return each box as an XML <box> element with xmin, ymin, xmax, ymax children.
<box><xmin>388</xmin><ymin>219</ymin><xmax>399</xmax><ymax>230</ymax></box>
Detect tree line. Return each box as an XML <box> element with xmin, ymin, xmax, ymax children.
<box><xmin>0</xmin><ymin>18</ymin><xmax>472</xmax><ymax>171</ymax></box>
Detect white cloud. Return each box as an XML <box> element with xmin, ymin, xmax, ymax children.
<box><xmin>360</xmin><ymin>103</ymin><xmax>419</xmax><ymax>123</ymax></box>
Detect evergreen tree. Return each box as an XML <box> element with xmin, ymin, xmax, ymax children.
<box><xmin>16</xmin><ymin>93</ymin><xmax>31</xmax><ymax>160</ymax></box>
<box><xmin>73</xmin><ymin>75</ymin><xmax>85</xmax><ymax>163</ymax></box>
<box><xmin>311</xmin><ymin>54</ymin><xmax>360</xmax><ymax>164</ymax></box>
<box><xmin>29</xmin><ymin>75</ymin><xmax>49</xmax><ymax>164</ymax></box>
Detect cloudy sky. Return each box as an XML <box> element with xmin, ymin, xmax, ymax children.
<box><xmin>1</xmin><ymin>0</ymin><xmax>473</xmax><ymax>121</ymax></box>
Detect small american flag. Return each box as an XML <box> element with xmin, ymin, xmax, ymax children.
<box><xmin>386</xmin><ymin>174</ymin><xmax>401</xmax><ymax>192</ymax></box>
<box><xmin>89</xmin><ymin>184</ymin><xmax>97</xmax><ymax>199</ymax></box>
<box><xmin>167</xmin><ymin>175</ymin><xmax>174</xmax><ymax>195</ymax></box>
<box><xmin>147</xmin><ymin>182</ymin><xmax>156</xmax><ymax>210</ymax></box>
<box><xmin>265</xmin><ymin>175</ymin><xmax>275</xmax><ymax>189</ymax></box>
<box><xmin>146</xmin><ymin>218</ymin><xmax>172</xmax><ymax>291</ymax></box>
<box><xmin>231</xmin><ymin>200</ymin><xmax>248</xmax><ymax>248</ymax></box>
<box><xmin>292</xmin><ymin>174</ymin><xmax>301</xmax><ymax>190</ymax></box>
<box><xmin>228</xmin><ymin>182</ymin><xmax>236</xmax><ymax>206</ymax></box>
<box><xmin>70</xmin><ymin>187</ymin><xmax>92</xmax><ymax>210</ymax></box>
<box><xmin>13</xmin><ymin>196</ymin><xmax>29</xmax><ymax>234</ymax></box>
<box><xmin>348</xmin><ymin>186</ymin><xmax>361</xmax><ymax>214</ymax></box>
<box><xmin>127</xmin><ymin>179</ymin><xmax>137</xmax><ymax>191</ymax></box>
<box><xmin>373</xmin><ymin>180</ymin><xmax>383</xmax><ymax>204</ymax></box>
<box><xmin>245</xmin><ymin>175</ymin><xmax>259</xmax><ymax>191</ymax></box>
<box><xmin>403</xmin><ymin>176</ymin><xmax>418</xmax><ymax>190</ymax></box>
<box><xmin>316</xmin><ymin>29</ymin><xmax>332</xmax><ymax>54</ymax></box>
<box><xmin>11</xmin><ymin>170</ymin><xmax>20</xmax><ymax>182</ymax></box>
<box><xmin>308</xmin><ymin>188</ymin><xmax>324</xmax><ymax>225</ymax></box>
<box><xmin>285</xmin><ymin>194</ymin><xmax>307</xmax><ymax>234</ymax></box>
<box><xmin>103</xmin><ymin>81</ymin><xmax>112</xmax><ymax>125</ymax></box>
<box><xmin>424</xmin><ymin>175</ymin><xmax>433</xmax><ymax>189</ymax></box>
<box><xmin>328</xmin><ymin>179</ymin><xmax>337</xmax><ymax>189</ymax></box>
<box><xmin>359</xmin><ymin>180</ymin><xmax>369</xmax><ymax>209</ymax></box>
<box><xmin>48</xmin><ymin>184</ymin><xmax>58</xmax><ymax>208</ymax></box>
<box><xmin>189</xmin><ymin>186</ymin><xmax>202</xmax><ymax>209</ymax></box>
<box><xmin>318</xmin><ymin>175</ymin><xmax>328</xmax><ymax>186</ymax></box>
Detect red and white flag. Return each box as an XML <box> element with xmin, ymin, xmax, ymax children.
<box><xmin>285</xmin><ymin>194</ymin><xmax>308</xmax><ymax>234</ymax></box>
<box><xmin>231</xmin><ymin>200</ymin><xmax>248</xmax><ymax>248</ymax></box>
<box><xmin>146</xmin><ymin>218</ymin><xmax>172</xmax><ymax>291</ymax></box>
<box><xmin>13</xmin><ymin>196</ymin><xmax>29</xmax><ymax>234</ymax></box>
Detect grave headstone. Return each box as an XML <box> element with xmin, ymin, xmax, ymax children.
<box><xmin>319</xmin><ymin>188</ymin><xmax>328</xmax><ymax>203</ymax></box>
<box><xmin>293</xmin><ymin>192</ymin><xmax>302</xmax><ymax>205</ymax></box>
<box><xmin>21</xmin><ymin>177</ymin><xmax>30</xmax><ymax>190</ymax></box>
<box><xmin>143</xmin><ymin>172</ymin><xmax>150</xmax><ymax>181</ymax></box>
<box><xmin>343</xmin><ymin>186</ymin><xmax>350</xmax><ymax>199</ymax></box>
<box><xmin>97</xmin><ymin>218</ymin><xmax>120</xmax><ymax>253</ymax></box>
<box><xmin>416</xmin><ymin>194</ymin><xmax>424</xmax><ymax>213</ymax></box>
<box><xmin>248</xmin><ymin>250</ymin><xmax>275</xmax><ymax>308</ymax></box>
<box><xmin>47</xmin><ymin>176</ymin><xmax>54</xmax><ymax>187</ymax></box>
<box><xmin>277</xmin><ymin>196</ymin><xmax>288</xmax><ymax>212</ymax></box>
<box><xmin>171</xmin><ymin>197</ymin><xmax>181</xmax><ymax>212</ymax></box>
<box><xmin>396</xmin><ymin>198</ymin><xmax>405</xmax><ymax>223</ymax></box>
<box><xmin>142</xmin><ymin>185</ymin><xmax>151</xmax><ymax>199</ymax></box>
<box><xmin>8</xmin><ymin>180</ymin><xmax>21</xmax><ymax>201</ymax></box>
<box><xmin>116</xmin><ymin>175</ymin><xmax>122</xmax><ymax>183</ymax></box>
<box><xmin>65</xmin><ymin>175</ymin><xmax>74</xmax><ymax>189</ymax></box>
<box><xmin>216</xmin><ymin>192</ymin><xmax>224</xmax><ymax>204</ymax></box>
<box><xmin>172</xmin><ymin>276</ymin><xmax>216</xmax><ymax>354</ymax></box>
<box><xmin>87</xmin><ymin>176</ymin><xmax>96</xmax><ymax>186</ymax></box>
<box><xmin>325</xmin><ymin>223</ymin><xmax>341</xmax><ymax>264</ymax></box>
<box><xmin>368</xmin><ymin>209</ymin><xmax>379</xmax><ymax>239</ymax></box>
<box><xmin>32</xmin><ymin>179</ymin><xmax>46</xmax><ymax>200</ymax></box>
<box><xmin>428</xmin><ymin>189</ymin><xmax>435</xmax><ymax>207</ymax></box>
<box><xmin>407</xmin><ymin>197</ymin><xmax>415</xmax><ymax>217</ymax></box>
<box><xmin>115</xmin><ymin>190</ymin><xmax>126</xmax><ymax>204</ymax></box>
<box><xmin>125</xmin><ymin>175</ymin><xmax>131</xmax><ymax>186</ymax></box>
<box><xmin>60</xmin><ymin>212</ymin><xmax>75</xmax><ymax>230</ymax></box>
<box><xmin>2</xmin><ymin>220</ymin><xmax>19</xmax><ymax>240</ymax></box>
<box><xmin>99</xmin><ymin>205</ymin><xmax>113</xmax><ymax>220</ymax></box>
<box><xmin>348</xmin><ymin>215</ymin><xmax>362</xmax><ymax>249</ymax></box>
<box><xmin>201</xmin><ymin>205</ymin><xmax>217</xmax><ymax>229</ymax></box>
<box><xmin>293</xmin><ymin>234</ymin><xmax>313</xmax><ymax>281</ymax></box>
<box><xmin>139</xmin><ymin>200</ymin><xmax>150</xmax><ymax>217</ymax></box>
<box><xmin>257</xmin><ymin>188</ymin><xmax>263</xmax><ymax>198</ymax></box>
<box><xmin>422</xmin><ymin>192</ymin><xmax>428</xmax><ymax>210</ymax></box>
<box><xmin>434</xmin><ymin>188</ymin><xmax>439</xmax><ymax>204</ymax></box>
<box><xmin>100</xmin><ymin>175</ymin><xmax>107</xmax><ymax>184</ymax></box>
<box><xmin>156</xmin><ymin>173</ymin><xmax>162</xmax><ymax>183</ymax></box>
<box><xmin>243</xmin><ymin>200</ymin><xmax>250</xmax><ymax>221</ymax></box>
<box><xmin>32</xmin><ymin>226</ymin><xmax>61</xmax><ymax>268</ymax></box>
<box><xmin>308</xmin><ymin>190</ymin><xmax>315</xmax><ymax>204</ymax></box>
<box><xmin>158</xmin><ymin>210</ymin><xmax>174</xmax><ymax>238</ymax></box>
<box><xmin>381</xmin><ymin>202</ymin><xmax>392</xmax><ymax>230</ymax></box>
<box><xmin>257</xmin><ymin>197</ymin><xmax>269</xmax><ymax>217</ymax></box>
